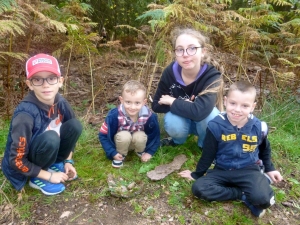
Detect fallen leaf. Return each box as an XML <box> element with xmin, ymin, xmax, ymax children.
<box><xmin>60</xmin><ymin>211</ymin><xmax>73</xmax><ymax>219</ymax></box>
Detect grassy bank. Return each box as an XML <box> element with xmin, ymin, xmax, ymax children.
<box><xmin>0</xmin><ymin>96</ymin><xmax>299</xmax><ymax>224</ymax></box>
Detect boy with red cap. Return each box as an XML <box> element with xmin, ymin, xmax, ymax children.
<box><xmin>1</xmin><ymin>53</ymin><xmax>82</xmax><ymax>195</ymax></box>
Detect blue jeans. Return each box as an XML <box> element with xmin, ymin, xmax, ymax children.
<box><xmin>163</xmin><ymin>107</ymin><xmax>219</xmax><ymax>147</ymax></box>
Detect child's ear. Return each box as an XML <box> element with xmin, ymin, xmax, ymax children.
<box><xmin>25</xmin><ymin>80</ymin><xmax>34</xmax><ymax>90</ymax></box>
<box><xmin>58</xmin><ymin>77</ymin><xmax>64</xmax><ymax>88</ymax></box>
<box><xmin>251</xmin><ymin>101</ymin><xmax>257</xmax><ymax>112</ymax></box>
<box><xmin>143</xmin><ymin>98</ymin><xmax>147</xmax><ymax>105</ymax></box>
<box><xmin>223</xmin><ymin>96</ymin><xmax>227</xmax><ymax>106</ymax></box>
<box><xmin>119</xmin><ymin>96</ymin><xmax>123</xmax><ymax>103</ymax></box>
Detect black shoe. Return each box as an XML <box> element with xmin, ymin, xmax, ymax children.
<box><xmin>160</xmin><ymin>137</ymin><xmax>178</xmax><ymax>147</ymax></box>
<box><xmin>241</xmin><ymin>194</ymin><xmax>266</xmax><ymax>217</ymax></box>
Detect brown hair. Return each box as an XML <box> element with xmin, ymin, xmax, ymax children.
<box><xmin>122</xmin><ymin>80</ymin><xmax>146</xmax><ymax>97</ymax></box>
<box><xmin>228</xmin><ymin>80</ymin><xmax>256</xmax><ymax>99</ymax></box>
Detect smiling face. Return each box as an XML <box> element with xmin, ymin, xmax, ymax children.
<box><xmin>224</xmin><ymin>89</ymin><xmax>256</xmax><ymax>128</ymax></box>
<box><xmin>175</xmin><ymin>34</ymin><xmax>205</xmax><ymax>73</ymax></box>
<box><xmin>26</xmin><ymin>71</ymin><xmax>63</xmax><ymax>105</ymax></box>
<box><xmin>119</xmin><ymin>89</ymin><xmax>147</xmax><ymax>121</ymax></box>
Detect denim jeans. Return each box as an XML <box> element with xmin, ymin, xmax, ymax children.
<box><xmin>163</xmin><ymin>107</ymin><xmax>219</xmax><ymax>147</ymax></box>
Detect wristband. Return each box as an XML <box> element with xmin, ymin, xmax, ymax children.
<box><xmin>48</xmin><ymin>172</ymin><xmax>53</xmax><ymax>182</ymax></box>
<box><xmin>64</xmin><ymin>159</ymin><xmax>74</xmax><ymax>165</ymax></box>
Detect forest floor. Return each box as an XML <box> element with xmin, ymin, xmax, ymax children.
<box><xmin>1</xmin><ymin>51</ymin><xmax>299</xmax><ymax>225</ymax></box>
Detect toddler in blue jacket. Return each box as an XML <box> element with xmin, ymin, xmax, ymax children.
<box><xmin>99</xmin><ymin>80</ymin><xmax>160</xmax><ymax>168</ymax></box>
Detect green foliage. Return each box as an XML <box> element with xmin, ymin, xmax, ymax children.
<box><xmin>135</xmin><ymin>0</ymin><xmax>300</xmax><ymax>88</ymax></box>
<box><xmin>0</xmin><ymin>0</ymin><xmax>16</xmax><ymax>13</ymax></box>
<box><xmin>1</xmin><ymin>95</ymin><xmax>300</xmax><ymax>223</ymax></box>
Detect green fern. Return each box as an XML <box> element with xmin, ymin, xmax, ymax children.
<box><xmin>0</xmin><ymin>0</ymin><xmax>16</xmax><ymax>13</ymax></box>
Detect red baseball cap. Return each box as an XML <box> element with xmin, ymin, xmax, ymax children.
<box><xmin>26</xmin><ymin>53</ymin><xmax>61</xmax><ymax>79</ymax></box>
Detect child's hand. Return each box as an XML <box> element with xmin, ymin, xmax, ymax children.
<box><xmin>141</xmin><ymin>152</ymin><xmax>152</xmax><ymax>162</ymax></box>
<box><xmin>178</xmin><ymin>170</ymin><xmax>194</xmax><ymax>181</ymax></box>
<box><xmin>64</xmin><ymin>163</ymin><xmax>77</xmax><ymax>181</ymax></box>
<box><xmin>266</xmin><ymin>170</ymin><xmax>283</xmax><ymax>183</ymax></box>
<box><xmin>113</xmin><ymin>153</ymin><xmax>124</xmax><ymax>161</ymax></box>
<box><xmin>50</xmin><ymin>172</ymin><xmax>69</xmax><ymax>183</ymax></box>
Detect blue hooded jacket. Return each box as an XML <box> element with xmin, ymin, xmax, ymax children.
<box><xmin>2</xmin><ymin>91</ymin><xmax>75</xmax><ymax>191</ymax></box>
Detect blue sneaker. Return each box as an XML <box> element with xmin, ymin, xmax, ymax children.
<box><xmin>241</xmin><ymin>194</ymin><xmax>266</xmax><ymax>217</ymax></box>
<box><xmin>48</xmin><ymin>162</ymin><xmax>78</xmax><ymax>180</ymax></box>
<box><xmin>49</xmin><ymin>162</ymin><xmax>65</xmax><ymax>173</ymax></box>
<box><xmin>29</xmin><ymin>177</ymin><xmax>65</xmax><ymax>195</ymax></box>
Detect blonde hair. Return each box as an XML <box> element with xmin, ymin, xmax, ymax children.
<box><xmin>170</xmin><ymin>27</ymin><xmax>221</xmax><ymax>69</ymax></box>
<box><xmin>198</xmin><ymin>78</ymin><xmax>224</xmax><ymax>112</ymax></box>
<box><xmin>122</xmin><ymin>80</ymin><xmax>146</xmax><ymax>97</ymax></box>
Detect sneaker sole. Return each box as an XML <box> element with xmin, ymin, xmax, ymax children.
<box><xmin>258</xmin><ymin>209</ymin><xmax>266</xmax><ymax>218</ymax></box>
<box><xmin>29</xmin><ymin>181</ymin><xmax>65</xmax><ymax>196</ymax></box>
<box><xmin>112</xmin><ymin>163</ymin><xmax>123</xmax><ymax>168</ymax></box>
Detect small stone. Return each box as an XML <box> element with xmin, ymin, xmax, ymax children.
<box><xmin>127</xmin><ymin>182</ymin><xmax>135</xmax><ymax>190</ymax></box>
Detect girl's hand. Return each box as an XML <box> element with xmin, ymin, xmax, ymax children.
<box><xmin>178</xmin><ymin>170</ymin><xmax>194</xmax><ymax>181</ymax></box>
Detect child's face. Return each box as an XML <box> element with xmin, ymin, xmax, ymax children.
<box><xmin>224</xmin><ymin>89</ymin><xmax>256</xmax><ymax>128</ymax></box>
<box><xmin>175</xmin><ymin>34</ymin><xmax>204</xmax><ymax>71</ymax></box>
<box><xmin>119</xmin><ymin>89</ymin><xmax>147</xmax><ymax>119</ymax></box>
<box><xmin>26</xmin><ymin>71</ymin><xmax>63</xmax><ymax>105</ymax></box>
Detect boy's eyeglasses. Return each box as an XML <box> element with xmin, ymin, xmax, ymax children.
<box><xmin>30</xmin><ymin>77</ymin><xmax>59</xmax><ymax>86</ymax></box>
<box><xmin>174</xmin><ymin>46</ymin><xmax>202</xmax><ymax>57</ymax></box>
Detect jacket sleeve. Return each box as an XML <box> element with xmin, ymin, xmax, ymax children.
<box><xmin>61</xmin><ymin>98</ymin><xmax>76</xmax><ymax>121</ymax></box>
<box><xmin>258</xmin><ymin>137</ymin><xmax>275</xmax><ymax>172</ymax></box>
<box><xmin>170</xmin><ymin>74</ymin><xmax>220</xmax><ymax>121</ymax></box>
<box><xmin>151</xmin><ymin>65</ymin><xmax>172</xmax><ymax>113</ymax></box>
<box><xmin>171</xmin><ymin>92</ymin><xmax>217</xmax><ymax>121</ymax></box>
<box><xmin>98</xmin><ymin>115</ymin><xmax>118</xmax><ymax>160</ymax></box>
<box><xmin>191</xmin><ymin>129</ymin><xmax>218</xmax><ymax>180</ymax></box>
<box><xmin>144</xmin><ymin>113</ymin><xmax>160</xmax><ymax>155</ymax></box>
<box><xmin>9</xmin><ymin>113</ymin><xmax>41</xmax><ymax>177</ymax></box>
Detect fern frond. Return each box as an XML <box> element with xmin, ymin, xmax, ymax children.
<box><xmin>0</xmin><ymin>51</ymin><xmax>27</xmax><ymax>61</ymax></box>
<box><xmin>0</xmin><ymin>19</ymin><xmax>26</xmax><ymax>36</ymax></box>
<box><xmin>115</xmin><ymin>25</ymin><xmax>147</xmax><ymax>39</ymax></box>
<box><xmin>66</xmin><ymin>23</ymin><xmax>79</xmax><ymax>31</ymax></box>
<box><xmin>0</xmin><ymin>0</ymin><xmax>16</xmax><ymax>13</ymax></box>
<box><xmin>136</xmin><ymin>9</ymin><xmax>165</xmax><ymax>22</ymax></box>
<box><xmin>278</xmin><ymin>57</ymin><xmax>294</xmax><ymax>66</ymax></box>
<box><xmin>266</xmin><ymin>0</ymin><xmax>292</xmax><ymax>7</ymax></box>
<box><xmin>25</xmin><ymin>3</ymin><xmax>67</xmax><ymax>33</ymax></box>
<box><xmin>147</xmin><ymin>3</ymin><xmax>165</xmax><ymax>10</ymax></box>
<box><xmin>281</xmin><ymin>18</ymin><xmax>300</xmax><ymax>36</ymax></box>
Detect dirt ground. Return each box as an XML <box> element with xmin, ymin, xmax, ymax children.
<box><xmin>4</xmin><ymin>180</ymin><xmax>298</xmax><ymax>225</ymax></box>
<box><xmin>1</xmin><ymin>52</ymin><xmax>300</xmax><ymax>225</ymax></box>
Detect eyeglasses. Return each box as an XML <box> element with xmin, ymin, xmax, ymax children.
<box><xmin>30</xmin><ymin>77</ymin><xmax>59</xmax><ymax>86</ymax></box>
<box><xmin>174</xmin><ymin>46</ymin><xmax>202</xmax><ymax>57</ymax></box>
